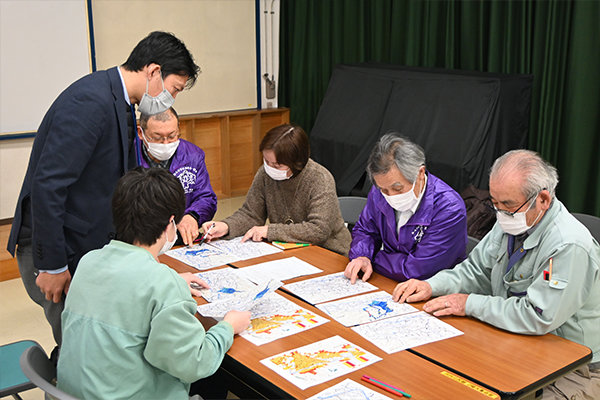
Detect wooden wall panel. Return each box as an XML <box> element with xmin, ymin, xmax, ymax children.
<box><xmin>229</xmin><ymin>115</ymin><xmax>255</xmax><ymax>196</ymax></box>
<box><xmin>178</xmin><ymin>108</ymin><xmax>289</xmax><ymax>199</ymax></box>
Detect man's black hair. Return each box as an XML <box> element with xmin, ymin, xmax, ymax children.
<box><xmin>112</xmin><ymin>167</ymin><xmax>185</xmax><ymax>246</ymax></box>
<box><xmin>122</xmin><ymin>31</ymin><xmax>200</xmax><ymax>88</ymax></box>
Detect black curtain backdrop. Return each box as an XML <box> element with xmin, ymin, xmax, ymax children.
<box><xmin>279</xmin><ymin>0</ymin><xmax>600</xmax><ymax>216</ymax></box>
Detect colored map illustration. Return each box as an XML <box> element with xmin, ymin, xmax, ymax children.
<box><xmin>194</xmin><ymin>268</ymin><xmax>256</xmax><ymax>303</ymax></box>
<box><xmin>316</xmin><ymin>291</ymin><xmax>418</xmax><ymax>327</ymax></box>
<box><xmin>352</xmin><ymin>311</ymin><xmax>463</xmax><ymax>354</ymax></box>
<box><xmin>196</xmin><ymin>279</ymin><xmax>282</xmax><ymax>318</ymax></box>
<box><xmin>260</xmin><ymin>335</ymin><xmax>381</xmax><ymax>389</ymax></box>
<box><xmin>282</xmin><ymin>272</ymin><xmax>377</xmax><ymax>304</ymax></box>
<box><xmin>165</xmin><ymin>236</ymin><xmax>281</xmax><ymax>270</ymax></box>
<box><xmin>240</xmin><ymin>293</ymin><xmax>329</xmax><ymax>345</ymax></box>
<box><xmin>307</xmin><ymin>379</ymin><xmax>392</xmax><ymax>400</ymax></box>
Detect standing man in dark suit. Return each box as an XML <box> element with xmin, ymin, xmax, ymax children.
<box><xmin>7</xmin><ymin>31</ymin><xmax>200</xmax><ymax>349</ymax></box>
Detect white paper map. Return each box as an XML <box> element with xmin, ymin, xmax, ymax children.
<box><xmin>196</xmin><ymin>279</ymin><xmax>282</xmax><ymax>318</ymax></box>
<box><xmin>166</xmin><ymin>236</ymin><xmax>282</xmax><ymax>270</ymax></box>
<box><xmin>235</xmin><ymin>256</ymin><xmax>323</xmax><ymax>284</ymax></box>
<box><xmin>316</xmin><ymin>291</ymin><xmax>418</xmax><ymax>327</ymax></box>
<box><xmin>260</xmin><ymin>335</ymin><xmax>381</xmax><ymax>390</ymax></box>
<box><xmin>352</xmin><ymin>311</ymin><xmax>463</xmax><ymax>354</ymax></box>
<box><xmin>282</xmin><ymin>272</ymin><xmax>377</xmax><ymax>304</ymax></box>
<box><xmin>194</xmin><ymin>268</ymin><xmax>256</xmax><ymax>303</ymax></box>
<box><xmin>166</xmin><ymin>242</ymin><xmax>236</xmax><ymax>270</ymax></box>
<box><xmin>239</xmin><ymin>293</ymin><xmax>329</xmax><ymax>345</ymax></box>
<box><xmin>307</xmin><ymin>379</ymin><xmax>392</xmax><ymax>400</ymax></box>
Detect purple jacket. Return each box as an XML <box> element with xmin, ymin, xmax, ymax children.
<box><xmin>138</xmin><ymin>138</ymin><xmax>217</xmax><ymax>224</ymax></box>
<box><xmin>349</xmin><ymin>172</ymin><xmax>467</xmax><ymax>282</ymax></box>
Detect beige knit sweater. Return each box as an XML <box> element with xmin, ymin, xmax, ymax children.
<box><xmin>222</xmin><ymin>159</ymin><xmax>351</xmax><ymax>256</ymax></box>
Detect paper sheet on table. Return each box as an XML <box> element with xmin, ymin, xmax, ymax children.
<box><xmin>260</xmin><ymin>335</ymin><xmax>381</xmax><ymax>390</ymax></box>
<box><xmin>194</xmin><ymin>268</ymin><xmax>256</xmax><ymax>303</ymax></box>
<box><xmin>239</xmin><ymin>293</ymin><xmax>329</xmax><ymax>345</ymax></box>
<box><xmin>307</xmin><ymin>378</ymin><xmax>393</xmax><ymax>400</ymax></box>
<box><xmin>235</xmin><ymin>256</ymin><xmax>322</xmax><ymax>284</ymax></box>
<box><xmin>196</xmin><ymin>279</ymin><xmax>282</xmax><ymax>318</ymax></box>
<box><xmin>166</xmin><ymin>236</ymin><xmax>282</xmax><ymax>270</ymax></box>
<box><xmin>282</xmin><ymin>272</ymin><xmax>377</xmax><ymax>304</ymax></box>
<box><xmin>351</xmin><ymin>311</ymin><xmax>463</xmax><ymax>354</ymax></box>
<box><xmin>316</xmin><ymin>291</ymin><xmax>418</xmax><ymax>327</ymax></box>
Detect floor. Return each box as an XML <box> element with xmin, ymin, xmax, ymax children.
<box><xmin>0</xmin><ymin>196</ymin><xmax>246</xmax><ymax>399</ymax></box>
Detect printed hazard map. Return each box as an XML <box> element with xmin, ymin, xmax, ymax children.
<box><xmin>240</xmin><ymin>294</ymin><xmax>329</xmax><ymax>345</ymax></box>
<box><xmin>260</xmin><ymin>335</ymin><xmax>381</xmax><ymax>389</ymax></box>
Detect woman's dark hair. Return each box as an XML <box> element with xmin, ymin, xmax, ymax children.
<box><xmin>122</xmin><ymin>31</ymin><xmax>200</xmax><ymax>89</ymax></box>
<box><xmin>112</xmin><ymin>167</ymin><xmax>185</xmax><ymax>246</ymax></box>
<box><xmin>259</xmin><ymin>124</ymin><xmax>310</xmax><ymax>176</ymax></box>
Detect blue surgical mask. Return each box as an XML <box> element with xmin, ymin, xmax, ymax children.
<box><xmin>138</xmin><ymin>74</ymin><xmax>175</xmax><ymax>115</ymax></box>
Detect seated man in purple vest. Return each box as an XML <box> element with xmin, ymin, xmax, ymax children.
<box><xmin>345</xmin><ymin>133</ymin><xmax>468</xmax><ymax>283</ymax></box>
<box><xmin>137</xmin><ymin>107</ymin><xmax>217</xmax><ymax>245</ymax></box>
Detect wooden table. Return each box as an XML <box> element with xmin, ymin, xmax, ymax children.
<box><xmin>161</xmin><ymin>245</ymin><xmax>591</xmax><ymax>399</ymax></box>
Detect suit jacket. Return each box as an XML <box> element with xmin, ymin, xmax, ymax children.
<box><xmin>7</xmin><ymin>67</ymin><xmax>130</xmax><ymax>273</ymax></box>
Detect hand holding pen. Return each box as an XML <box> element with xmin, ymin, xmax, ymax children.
<box><xmin>199</xmin><ymin>221</ymin><xmax>229</xmax><ymax>243</ymax></box>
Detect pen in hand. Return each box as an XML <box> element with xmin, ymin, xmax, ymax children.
<box><xmin>198</xmin><ymin>222</ymin><xmax>216</xmax><ymax>245</ymax></box>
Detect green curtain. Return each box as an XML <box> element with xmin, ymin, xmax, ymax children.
<box><xmin>279</xmin><ymin>0</ymin><xmax>600</xmax><ymax>216</ymax></box>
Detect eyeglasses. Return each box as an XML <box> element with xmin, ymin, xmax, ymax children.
<box><xmin>145</xmin><ymin>131</ymin><xmax>180</xmax><ymax>143</ymax></box>
<box><xmin>485</xmin><ymin>192</ymin><xmax>538</xmax><ymax>217</ymax></box>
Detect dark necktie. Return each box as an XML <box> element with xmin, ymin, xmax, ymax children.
<box><xmin>125</xmin><ymin>104</ymin><xmax>138</xmax><ymax>168</ymax></box>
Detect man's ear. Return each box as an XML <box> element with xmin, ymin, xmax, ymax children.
<box><xmin>538</xmin><ymin>189</ymin><xmax>552</xmax><ymax>211</ymax></box>
<box><xmin>144</xmin><ymin>63</ymin><xmax>161</xmax><ymax>80</ymax></box>
<box><xmin>137</xmin><ymin>125</ymin><xmax>144</xmax><ymax>140</ymax></box>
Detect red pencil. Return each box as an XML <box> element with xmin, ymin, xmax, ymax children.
<box><xmin>361</xmin><ymin>376</ymin><xmax>404</xmax><ymax>397</ymax></box>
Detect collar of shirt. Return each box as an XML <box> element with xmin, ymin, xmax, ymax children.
<box><xmin>395</xmin><ymin>173</ymin><xmax>428</xmax><ymax>233</ymax></box>
<box><xmin>116</xmin><ymin>66</ymin><xmax>131</xmax><ymax>106</ymax></box>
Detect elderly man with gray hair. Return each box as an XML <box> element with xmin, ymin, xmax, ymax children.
<box><xmin>393</xmin><ymin>149</ymin><xmax>600</xmax><ymax>399</ymax></box>
<box><xmin>345</xmin><ymin>133</ymin><xmax>467</xmax><ymax>283</ymax></box>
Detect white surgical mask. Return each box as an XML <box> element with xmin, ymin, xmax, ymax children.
<box><xmin>159</xmin><ymin>220</ymin><xmax>178</xmax><ymax>255</ymax></box>
<box><xmin>141</xmin><ymin>127</ymin><xmax>180</xmax><ymax>161</ymax></box>
<box><xmin>263</xmin><ymin>159</ymin><xmax>290</xmax><ymax>181</ymax></box>
<box><xmin>382</xmin><ymin>181</ymin><xmax>418</xmax><ymax>212</ymax></box>
<box><xmin>138</xmin><ymin>75</ymin><xmax>175</xmax><ymax>115</ymax></box>
<box><xmin>496</xmin><ymin>196</ymin><xmax>542</xmax><ymax>235</ymax></box>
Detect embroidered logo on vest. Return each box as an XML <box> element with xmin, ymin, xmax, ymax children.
<box><xmin>173</xmin><ymin>166</ymin><xmax>198</xmax><ymax>194</ymax></box>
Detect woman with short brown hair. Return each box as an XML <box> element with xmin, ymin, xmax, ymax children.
<box><xmin>202</xmin><ymin>124</ymin><xmax>351</xmax><ymax>255</ymax></box>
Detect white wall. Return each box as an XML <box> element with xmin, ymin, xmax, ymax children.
<box><xmin>92</xmin><ymin>0</ymin><xmax>257</xmax><ymax>113</ymax></box>
<box><xmin>0</xmin><ymin>139</ymin><xmax>33</xmax><ymax>219</ymax></box>
<box><xmin>0</xmin><ymin>0</ymin><xmax>258</xmax><ymax>219</ymax></box>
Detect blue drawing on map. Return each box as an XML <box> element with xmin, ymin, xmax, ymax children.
<box><xmin>218</xmin><ymin>287</ymin><xmax>238</xmax><ymax>294</ymax></box>
<box><xmin>363</xmin><ymin>300</ymin><xmax>393</xmax><ymax>320</ymax></box>
<box><xmin>253</xmin><ymin>286</ymin><xmax>270</xmax><ymax>301</ymax></box>
<box><xmin>185</xmin><ymin>249</ymin><xmax>210</xmax><ymax>256</ymax></box>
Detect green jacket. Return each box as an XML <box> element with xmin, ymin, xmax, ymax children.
<box><xmin>427</xmin><ymin>200</ymin><xmax>600</xmax><ymax>362</ymax></box>
<box><xmin>57</xmin><ymin>240</ymin><xmax>234</xmax><ymax>399</ymax></box>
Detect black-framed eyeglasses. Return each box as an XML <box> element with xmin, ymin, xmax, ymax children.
<box><xmin>484</xmin><ymin>192</ymin><xmax>538</xmax><ymax>217</ymax></box>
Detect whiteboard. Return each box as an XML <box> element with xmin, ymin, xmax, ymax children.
<box><xmin>0</xmin><ymin>0</ymin><xmax>91</xmax><ymax>135</ymax></box>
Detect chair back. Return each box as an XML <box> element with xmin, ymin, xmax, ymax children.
<box><xmin>572</xmin><ymin>213</ymin><xmax>600</xmax><ymax>242</ymax></box>
<box><xmin>0</xmin><ymin>340</ymin><xmax>38</xmax><ymax>397</ymax></box>
<box><xmin>19</xmin><ymin>345</ymin><xmax>79</xmax><ymax>400</ymax></box>
<box><xmin>338</xmin><ymin>196</ymin><xmax>367</xmax><ymax>230</ymax></box>
<box><xmin>466</xmin><ymin>235</ymin><xmax>480</xmax><ymax>254</ymax></box>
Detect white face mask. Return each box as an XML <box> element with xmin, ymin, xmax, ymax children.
<box><xmin>382</xmin><ymin>181</ymin><xmax>418</xmax><ymax>212</ymax></box>
<box><xmin>138</xmin><ymin>74</ymin><xmax>175</xmax><ymax>115</ymax></box>
<box><xmin>263</xmin><ymin>159</ymin><xmax>290</xmax><ymax>181</ymax></box>
<box><xmin>159</xmin><ymin>220</ymin><xmax>178</xmax><ymax>255</ymax></box>
<box><xmin>141</xmin><ymin>127</ymin><xmax>180</xmax><ymax>161</ymax></box>
<box><xmin>496</xmin><ymin>196</ymin><xmax>542</xmax><ymax>235</ymax></box>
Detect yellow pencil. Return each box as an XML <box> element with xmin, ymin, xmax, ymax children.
<box><xmin>549</xmin><ymin>257</ymin><xmax>553</xmax><ymax>280</ymax></box>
